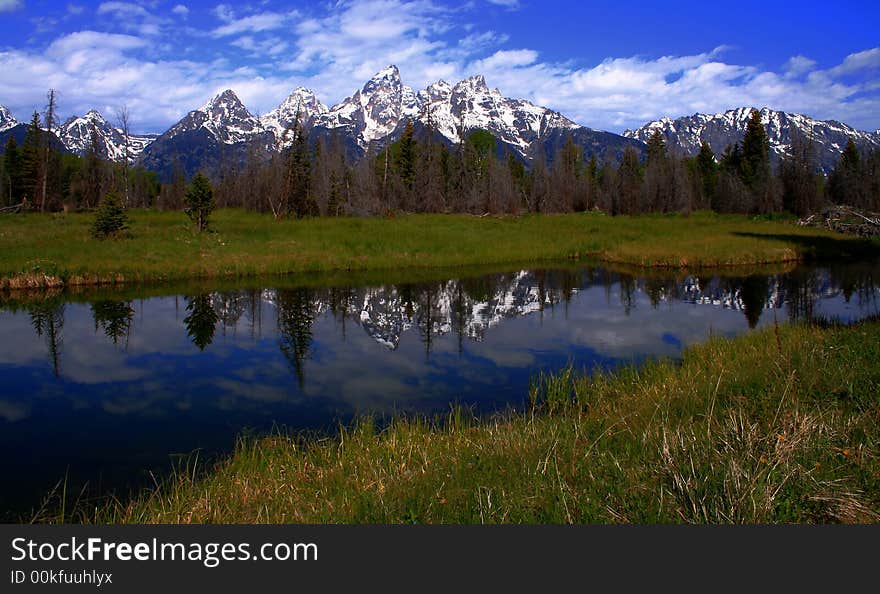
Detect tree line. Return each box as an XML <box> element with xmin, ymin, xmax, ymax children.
<box><xmin>2</xmin><ymin>104</ymin><xmax>877</xmax><ymax>221</ymax></box>
<box><xmin>210</xmin><ymin>109</ymin><xmax>880</xmax><ymax>218</ymax></box>
<box><xmin>0</xmin><ymin>92</ymin><xmax>160</xmax><ymax>212</ymax></box>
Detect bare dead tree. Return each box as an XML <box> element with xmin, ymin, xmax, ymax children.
<box><xmin>39</xmin><ymin>89</ymin><xmax>58</xmax><ymax>212</ymax></box>
<box><xmin>116</xmin><ymin>105</ymin><xmax>131</xmax><ymax>207</ymax></box>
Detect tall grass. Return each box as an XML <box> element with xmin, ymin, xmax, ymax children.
<box><xmin>2</xmin><ymin>210</ymin><xmax>874</xmax><ymax>288</ymax></box>
<box><xmin>65</xmin><ymin>319</ymin><xmax>879</xmax><ymax>524</ymax></box>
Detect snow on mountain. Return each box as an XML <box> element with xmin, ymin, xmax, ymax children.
<box><xmin>314</xmin><ymin>66</ymin><xmax>579</xmax><ymax>156</ymax></box>
<box><xmin>259</xmin><ymin>87</ymin><xmax>328</xmax><ymax>147</ymax></box>
<box><xmin>443</xmin><ymin>74</ymin><xmax>579</xmax><ymax>153</ymax></box>
<box><xmin>59</xmin><ymin>110</ymin><xmax>156</xmax><ymax>162</ymax></box>
<box><xmin>318</xmin><ymin>65</ymin><xmax>421</xmax><ymax>147</ymax></box>
<box><xmin>623</xmin><ymin>107</ymin><xmax>880</xmax><ymax>173</ymax></box>
<box><xmin>0</xmin><ymin>104</ymin><xmax>18</xmax><ymax>133</ymax></box>
<box><xmin>166</xmin><ymin>89</ymin><xmax>265</xmax><ymax>145</ymax></box>
<box><xmin>138</xmin><ymin>64</ymin><xmax>590</xmax><ymax>178</ymax></box>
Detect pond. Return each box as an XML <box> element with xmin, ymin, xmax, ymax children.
<box><xmin>1</xmin><ymin>261</ymin><xmax>878</xmax><ymax>519</ymax></box>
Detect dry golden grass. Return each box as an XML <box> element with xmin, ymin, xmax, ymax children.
<box><xmin>55</xmin><ymin>319</ymin><xmax>879</xmax><ymax>525</ymax></box>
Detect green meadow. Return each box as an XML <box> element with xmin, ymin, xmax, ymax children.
<box><xmin>2</xmin><ymin>209</ymin><xmax>876</xmax><ymax>289</ymax></box>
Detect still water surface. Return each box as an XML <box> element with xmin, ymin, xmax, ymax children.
<box><xmin>1</xmin><ymin>262</ymin><xmax>878</xmax><ymax>518</ymax></box>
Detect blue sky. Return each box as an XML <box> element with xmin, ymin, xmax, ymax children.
<box><xmin>0</xmin><ymin>0</ymin><xmax>878</xmax><ymax>134</ymax></box>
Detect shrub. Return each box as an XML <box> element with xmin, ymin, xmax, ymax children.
<box><xmin>91</xmin><ymin>190</ymin><xmax>130</xmax><ymax>239</ymax></box>
<box><xmin>184</xmin><ymin>172</ymin><xmax>215</xmax><ymax>232</ymax></box>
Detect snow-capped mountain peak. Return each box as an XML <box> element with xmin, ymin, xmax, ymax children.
<box><xmin>370</xmin><ymin>64</ymin><xmax>402</xmax><ymax>84</ymax></box>
<box><xmin>318</xmin><ymin>64</ymin><xmax>420</xmax><ymax>146</ymax></box>
<box><xmin>441</xmin><ymin>73</ymin><xmax>579</xmax><ymax>151</ymax></box>
<box><xmin>0</xmin><ymin>104</ymin><xmax>18</xmax><ymax>133</ymax></box>
<box><xmin>419</xmin><ymin>80</ymin><xmax>453</xmax><ymax>101</ymax></box>
<box><xmin>202</xmin><ymin>89</ymin><xmax>260</xmax><ymax>133</ymax></box>
<box><xmin>260</xmin><ymin>87</ymin><xmax>329</xmax><ymax>148</ymax></box>
<box><xmin>83</xmin><ymin>109</ymin><xmax>106</xmax><ymax>123</ymax></box>
<box><xmin>166</xmin><ymin>88</ymin><xmax>264</xmax><ymax>145</ymax></box>
<box><xmin>59</xmin><ymin>109</ymin><xmax>156</xmax><ymax>162</ymax></box>
<box><xmin>135</xmin><ymin>66</ymin><xmax>634</xmax><ymax>177</ymax></box>
<box><xmin>623</xmin><ymin>107</ymin><xmax>880</xmax><ymax>173</ymax></box>
<box><xmin>312</xmin><ymin>66</ymin><xmax>579</xmax><ymax>153</ymax></box>
<box><xmin>455</xmin><ymin>74</ymin><xmax>490</xmax><ymax>94</ymax></box>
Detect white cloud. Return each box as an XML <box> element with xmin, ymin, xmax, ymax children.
<box><xmin>212</xmin><ymin>11</ymin><xmax>297</xmax><ymax>37</ymax></box>
<box><xmin>456</xmin><ymin>46</ymin><xmax>880</xmax><ymax>132</ymax></box>
<box><xmin>172</xmin><ymin>4</ymin><xmax>189</xmax><ymax>18</ymax></box>
<box><xmin>0</xmin><ymin>0</ymin><xmax>22</xmax><ymax>13</ymax></box>
<box><xmin>471</xmin><ymin>49</ymin><xmax>538</xmax><ymax>71</ymax></box>
<box><xmin>486</xmin><ymin>0</ymin><xmax>519</xmax><ymax>7</ymax></box>
<box><xmin>96</xmin><ymin>1</ymin><xmax>170</xmax><ymax>36</ymax></box>
<box><xmin>0</xmin><ymin>28</ymin><xmax>289</xmax><ymax>132</ymax></box>
<box><xmin>829</xmin><ymin>47</ymin><xmax>880</xmax><ymax>76</ymax></box>
<box><xmin>97</xmin><ymin>1</ymin><xmax>150</xmax><ymax>19</ymax></box>
<box><xmin>212</xmin><ymin>3</ymin><xmax>235</xmax><ymax>23</ymax></box>
<box><xmin>784</xmin><ymin>55</ymin><xmax>817</xmax><ymax>78</ymax></box>
<box><xmin>276</xmin><ymin>0</ymin><xmax>457</xmax><ymax>105</ymax></box>
<box><xmin>231</xmin><ymin>35</ymin><xmax>288</xmax><ymax>57</ymax></box>
<box><xmin>1</xmin><ymin>0</ymin><xmax>878</xmax><ymax>135</ymax></box>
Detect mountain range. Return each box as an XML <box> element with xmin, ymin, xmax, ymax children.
<box><xmin>2</xmin><ymin>65</ymin><xmax>879</xmax><ymax>179</ymax></box>
<box><xmin>624</xmin><ymin>107</ymin><xmax>880</xmax><ymax>173</ymax></box>
<box><xmin>138</xmin><ymin>65</ymin><xmax>643</xmax><ymax>178</ymax></box>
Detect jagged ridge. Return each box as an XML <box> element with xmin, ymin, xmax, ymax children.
<box><xmin>59</xmin><ymin>110</ymin><xmax>157</xmax><ymax>162</ymax></box>
<box><xmin>623</xmin><ymin>107</ymin><xmax>880</xmax><ymax>173</ymax></box>
<box><xmin>135</xmin><ymin>65</ymin><xmax>640</xmax><ymax>179</ymax></box>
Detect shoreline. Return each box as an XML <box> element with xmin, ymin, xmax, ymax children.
<box><xmin>2</xmin><ymin>210</ymin><xmax>875</xmax><ymax>291</ymax></box>
<box><xmin>45</xmin><ymin>317</ymin><xmax>879</xmax><ymax>525</ymax></box>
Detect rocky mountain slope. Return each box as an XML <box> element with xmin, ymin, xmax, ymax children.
<box><xmin>137</xmin><ymin>65</ymin><xmax>644</xmax><ymax>178</ymax></box>
<box><xmin>59</xmin><ymin>110</ymin><xmax>156</xmax><ymax>162</ymax></box>
<box><xmin>0</xmin><ymin>105</ymin><xmax>18</xmax><ymax>134</ymax></box>
<box><xmin>624</xmin><ymin>107</ymin><xmax>880</xmax><ymax>173</ymax></box>
<box><xmin>5</xmin><ymin>74</ymin><xmax>878</xmax><ymax>180</ymax></box>
<box><xmin>0</xmin><ymin>104</ymin><xmax>156</xmax><ymax>162</ymax></box>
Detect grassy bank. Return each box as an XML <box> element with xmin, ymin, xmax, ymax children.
<box><xmin>2</xmin><ymin>209</ymin><xmax>876</xmax><ymax>288</ymax></box>
<box><xmin>78</xmin><ymin>319</ymin><xmax>879</xmax><ymax>524</ymax></box>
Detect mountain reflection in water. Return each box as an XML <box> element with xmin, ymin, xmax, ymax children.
<box><xmin>0</xmin><ymin>263</ymin><xmax>877</xmax><ymax>518</ymax></box>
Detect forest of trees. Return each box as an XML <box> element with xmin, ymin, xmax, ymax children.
<box><xmin>0</xmin><ymin>98</ymin><xmax>160</xmax><ymax>212</ymax></box>
<box><xmin>2</xmin><ymin>106</ymin><xmax>878</xmax><ymax>219</ymax></box>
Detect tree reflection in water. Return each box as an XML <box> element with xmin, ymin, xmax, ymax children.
<box><xmin>184</xmin><ymin>294</ymin><xmax>219</xmax><ymax>351</ymax></box>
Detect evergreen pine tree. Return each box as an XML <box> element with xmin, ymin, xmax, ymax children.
<box><xmin>741</xmin><ymin>109</ymin><xmax>770</xmax><ymax>188</ymax></box>
<box><xmin>643</xmin><ymin>130</ymin><xmax>669</xmax><ymax>211</ymax></box>
<box><xmin>91</xmin><ymin>189</ymin><xmax>130</xmax><ymax>238</ymax></box>
<box><xmin>3</xmin><ymin>136</ymin><xmax>22</xmax><ymax>206</ymax></box>
<box><xmin>74</xmin><ymin>122</ymin><xmax>105</xmax><ymax>209</ymax></box>
<box><xmin>696</xmin><ymin>142</ymin><xmax>718</xmax><ymax>209</ymax></box>
<box><xmin>616</xmin><ymin>147</ymin><xmax>643</xmax><ymax>215</ymax></box>
<box><xmin>21</xmin><ymin>111</ymin><xmax>43</xmax><ymax>208</ymax></box>
<box><xmin>286</xmin><ymin>114</ymin><xmax>313</xmax><ymax>218</ymax></box>
<box><xmin>828</xmin><ymin>139</ymin><xmax>865</xmax><ymax>207</ymax></box>
<box><xmin>646</xmin><ymin>130</ymin><xmax>667</xmax><ymax>165</ymax></box>
<box><xmin>840</xmin><ymin>138</ymin><xmax>861</xmax><ymax>172</ymax></box>
<box><xmin>184</xmin><ymin>172</ymin><xmax>215</xmax><ymax>232</ymax></box>
<box><xmin>740</xmin><ymin>109</ymin><xmax>774</xmax><ymax>212</ymax></box>
<box><xmin>396</xmin><ymin>120</ymin><xmax>416</xmax><ymax>191</ymax></box>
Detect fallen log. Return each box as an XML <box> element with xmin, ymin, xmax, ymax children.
<box><xmin>0</xmin><ymin>203</ymin><xmax>23</xmax><ymax>214</ymax></box>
